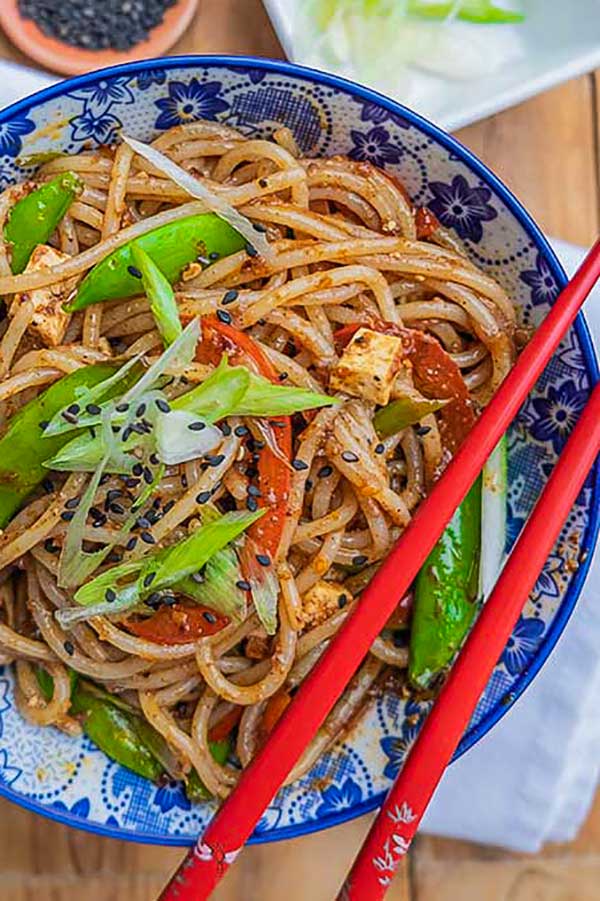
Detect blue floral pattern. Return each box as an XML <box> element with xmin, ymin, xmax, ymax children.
<box><xmin>152</xmin><ymin>780</ymin><xmax>191</xmax><ymax>814</ymax></box>
<box><xmin>530</xmin><ymin>380</ymin><xmax>588</xmax><ymax>453</ymax></box>
<box><xmin>502</xmin><ymin>616</ymin><xmax>545</xmax><ymax>675</ymax></box>
<box><xmin>428</xmin><ymin>174</ymin><xmax>497</xmax><ymax>242</ymax></box>
<box><xmin>520</xmin><ymin>252</ymin><xmax>559</xmax><ymax>306</ymax></box>
<box><xmin>154</xmin><ymin>79</ymin><xmax>229</xmax><ymax>130</ymax></box>
<box><xmin>349</xmin><ymin>126</ymin><xmax>402</xmax><ymax>167</ymax></box>
<box><xmin>0</xmin><ymin>59</ymin><xmax>595</xmax><ymax>849</ymax></box>
<box><xmin>137</xmin><ymin>69</ymin><xmax>167</xmax><ymax>91</ymax></box>
<box><xmin>0</xmin><ymin>116</ymin><xmax>35</xmax><ymax>157</ymax></box>
<box><xmin>315</xmin><ymin>778</ymin><xmax>363</xmax><ymax>817</ymax></box>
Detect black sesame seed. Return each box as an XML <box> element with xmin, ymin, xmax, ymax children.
<box><xmin>116</xmin><ymin>403</ymin><xmax>130</xmax><ymax>413</ymax></box>
<box><xmin>106</xmin><ymin>488</ymin><xmax>123</xmax><ymax>503</ymax></box>
<box><xmin>86</xmin><ymin>403</ymin><xmax>101</xmax><ymax>415</ymax></box>
<box><xmin>203</xmin><ymin>611</ymin><xmax>217</xmax><ymax>624</ymax></box>
<box><xmin>136</xmin><ymin>402</ymin><xmax>146</xmax><ymax>417</ymax></box>
<box><xmin>256</xmin><ymin>553</ymin><xmax>271</xmax><ymax>567</ymax></box>
<box><xmin>222</xmin><ymin>289</ymin><xmax>238</xmax><ymax>305</ymax></box>
<box><xmin>140</xmin><ymin>531</ymin><xmax>156</xmax><ymax>545</ymax></box>
<box><xmin>181</xmin><ymin>474</ymin><xmax>188</xmax><ymax>488</ymax></box>
<box><xmin>317</xmin><ymin>465</ymin><xmax>333</xmax><ymax>478</ymax></box>
<box><xmin>99</xmin><ymin>474</ymin><xmax>110</xmax><ymax>486</ymax></box>
<box><xmin>62</xmin><ymin>411</ymin><xmax>78</xmax><ymax>424</ymax></box>
<box><xmin>205</xmin><ymin>454</ymin><xmax>225</xmax><ymax>467</ymax></box>
<box><xmin>125</xmin><ymin>536</ymin><xmax>138</xmax><ymax>551</ymax></box>
<box><xmin>163</xmin><ymin>500</ymin><xmax>175</xmax><ymax>513</ymax></box>
<box><xmin>247</xmin><ymin>484</ymin><xmax>261</xmax><ymax>497</ymax></box>
<box><xmin>143</xmin><ymin>467</ymin><xmax>154</xmax><ymax>485</ymax></box>
<box><xmin>39</xmin><ymin>419</ymin><xmax>49</xmax><ymax>431</ymax></box>
<box><xmin>125</xmin><ymin>477</ymin><xmax>140</xmax><ymax>489</ymax></box>
<box><xmin>42</xmin><ymin>478</ymin><xmax>54</xmax><ymax>493</ymax></box>
<box><xmin>92</xmin><ymin>514</ymin><xmax>107</xmax><ymax>528</ymax></box>
<box><xmin>236</xmin><ymin>579</ymin><xmax>251</xmax><ymax>591</ymax></box>
<box><xmin>253</xmin><ymin>222</ymin><xmax>267</xmax><ymax>233</ymax></box>
<box><xmin>338</xmin><ymin>593</ymin><xmax>348</xmax><ymax>609</ymax></box>
<box><xmin>219</xmin><ymin>422</ymin><xmax>232</xmax><ymax>436</ymax></box>
<box><xmin>132</xmin><ymin>462</ymin><xmax>143</xmax><ymax>476</ymax></box>
<box><xmin>149</xmin><ymin>453</ymin><xmax>160</xmax><ymax>465</ymax></box>
<box><xmin>245</xmin><ymin>465</ymin><xmax>258</xmax><ymax>478</ymax></box>
<box><xmin>162</xmin><ymin>595</ymin><xmax>177</xmax><ymax>607</ymax></box>
<box><xmin>105</xmin><ymin>588</ymin><xmax>116</xmax><ymax>603</ymax></box>
<box><xmin>63</xmin><ymin>640</ymin><xmax>74</xmax><ymax>656</ymax></box>
<box><xmin>306</xmin><ymin>479</ymin><xmax>313</xmax><ymax>491</ymax></box>
<box><xmin>247</xmin><ymin>497</ymin><xmax>258</xmax><ymax>512</ymax></box>
<box><xmin>245</xmin><ymin>243</ymin><xmax>258</xmax><ymax>257</ymax></box>
<box><xmin>121</xmin><ymin>426</ymin><xmax>132</xmax><ymax>442</ymax></box>
<box><xmin>67</xmin><ymin>403</ymin><xmax>80</xmax><ymax>415</ymax></box>
<box><xmin>112</xmin><ymin>425</ymin><xmax>121</xmax><ymax>434</ymax></box>
<box><xmin>143</xmin><ymin>572</ymin><xmax>156</xmax><ymax>588</ymax></box>
<box><xmin>44</xmin><ymin>538</ymin><xmax>59</xmax><ymax>554</ymax></box>
<box><xmin>60</xmin><ymin>511</ymin><xmax>74</xmax><ymax>522</ymax></box>
<box><xmin>352</xmin><ymin>554</ymin><xmax>368</xmax><ymax>566</ymax></box>
<box><xmin>195</xmin><ymin>490</ymin><xmax>211</xmax><ymax>504</ymax></box>
<box><xmin>341</xmin><ymin>450</ymin><xmax>359</xmax><ymax>463</ymax></box>
<box><xmin>216</xmin><ymin>309</ymin><xmax>232</xmax><ymax>325</ymax></box>
<box><xmin>136</xmin><ymin>516</ymin><xmax>151</xmax><ymax>530</ymax></box>
<box><xmin>415</xmin><ymin>425</ymin><xmax>432</xmax><ymax>436</ymax></box>
<box><xmin>393</xmin><ymin>630</ymin><xmax>409</xmax><ymax>648</ymax></box>
<box><xmin>374</xmin><ymin>443</ymin><xmax>385</xmax><ymax>455</ymax></box>
<box><xmin>64</xmin><ymin>497</ymin><xmax>80</xmax><ymax>510</ymax></box>
<box><xmin>146</xmin><ymin>591</ymin><xmax>162</xmax><ymax>607</ymax></box>
<box><xmin>109</xmin><ymin>502</ymin><xmax>125</xmax><ymax>515</ymax></box>
<box><xmin>209</xmin><ymin>251</ymin><xmax>220</xmax><ymax>261</ymax></box>
<box><xmin>107</xmin><ymin>551</ymin><xmax>122</xmax><ymax>564</ymax></box>
<box><xmin>128</xmin><ymin>265</ymin><xmax>142</xmax><ymax>279</ymax></box>
<box><xmin>191</xmin><ymin>570</ymin><xmax>206</xmax><ymax>584</ymax></box>
<box><xmin>278</xmin><ymin>372</ymin><xmax>289</xmax><ymax>381</ymax></box>
<box><xmin>187</xmin><ymin>421</ymin><xmax>206</xmax><ymax>432</ymax></box>
<box><xmin>258</xmin><ymin>178</ymin><xmax>268</xmax><ymax>188</ymax></box>
<box><xmin>292</xmin><ymin>458</ymin><xmax>308</xmax><ymax>471</ymax></box>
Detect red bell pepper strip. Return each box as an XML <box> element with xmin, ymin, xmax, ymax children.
<box><xmin>197</xmin><ymin>316</ymin><xmax>292</xmax><ymax>561</ymax></box>
<box><xmin>208</xmin><ymin>706</ymin><xmax>243</xmax><ymax>743</ymax></box>
<box><xmin>125</xmin><ymin>603</ymin><xmax>228</xmax><ymax>645</ymax></box>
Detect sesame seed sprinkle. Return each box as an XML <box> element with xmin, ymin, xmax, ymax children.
<box><xmin>222</xmin><ymin>289</ymin><xmax>238</xmax><ymax>305</ymax></box>
<box><xmin>128</xmin><ymin>265</ymin><xmax>142</xmax><ymax>279</ymax></box>
<box><xmin>342</xmin><ymin>450</ymin><xmax>359</xmax><ymax>463</ymax></box>
<box><xmin>217</xmin><ymin>309</ymin><xmax>232</xmax><ymax>325</ymax></box>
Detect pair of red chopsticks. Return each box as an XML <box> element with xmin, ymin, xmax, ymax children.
<box><xmin>160</xmin><ymin>240</ymin><xmax>600</xmax><ymax>901</ymax></box>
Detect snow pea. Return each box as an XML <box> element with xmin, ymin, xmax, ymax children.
<box><xmin>67</xmin><ymin>213</ymin><xmax>246</xmax><ymax>311</ymax></box>
<box><xmin>0</xmin><ymin>363</ymin><xmax>118</xmax><ymax>528</ymax></box>
<box><xmin>5</xmin><ymin>172</ymin><xmax>82</xmax><ymax>274</ymax></box>
<box><xmin>186</xmin><ymin>739</ymin><xmax>231</xmax><ymax>802</ymax></box>
<box><xmin>409</xmin><ymin>477</ymin><xmax>482</xmax><ymax>690</ymax></box>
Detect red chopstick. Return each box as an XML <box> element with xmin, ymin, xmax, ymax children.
<box><xmin>339</xmin><ymin>377</ymin><xmax>600</xmax><ymax>899</ymax></box>
<box><xmin>159</xmin><ymin>240</ymin><xmax>600</xmax><ymax>901</ymax></box>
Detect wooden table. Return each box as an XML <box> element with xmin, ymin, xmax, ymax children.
<box><xmin>1</xmin><ymin>2</ymin><xmax>599</xmax><ymax>898</ymax></box>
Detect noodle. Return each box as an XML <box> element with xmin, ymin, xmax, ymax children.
<box><xmin>0</xmin><ymin>117</ymin><xmax>516</xmax><ymax>802</ymax></box>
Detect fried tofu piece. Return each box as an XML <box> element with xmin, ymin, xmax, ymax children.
<box><xmin>330</xmin><ymin>327</ymin><xmax>406</xmax><ymax>405</ymax></box>
<box><xmin>300</xmin><ymin>580</ymin><xmax>352</xmax><ymax>629</ymax></box>
<box><xmin>13</xmin><ymin>245</ymin><xmax>74</xmax><ymax>346</ymax></box>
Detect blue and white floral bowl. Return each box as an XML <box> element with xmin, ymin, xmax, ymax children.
<box><xmin>0</xmin><ymin>56</ymin><xmax>597</xmax><ymax>846</ymax></box>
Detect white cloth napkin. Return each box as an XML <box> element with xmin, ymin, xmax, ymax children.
<box><xmin>0</xmin><ymin>61</ymin><xmax>598</xmax><ymax>854</ymax></box>
<box><xmin>422</xmin><ymin>239</ymin><xmax>600</xmax><ymax>852</ymax></box>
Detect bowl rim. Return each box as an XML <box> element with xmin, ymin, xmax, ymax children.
<box><xmin>0</xmin><ymin>53</ymin><xmax>598</xmax><ymax>847</ymax></box>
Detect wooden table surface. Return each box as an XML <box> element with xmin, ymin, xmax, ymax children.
<box><xmin>1</xmin><ymin>2</ymin><xmax>599</xmax><ymax>899</ymax></box>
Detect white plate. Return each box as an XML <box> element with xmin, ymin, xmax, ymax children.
<box><xmin>264</xmin><ymin>0</ymin><xmax>600</xmax><ymax>131</ymax></box>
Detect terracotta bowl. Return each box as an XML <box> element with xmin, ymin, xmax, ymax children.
<box><xmin>0</xmin><ymin>0</ymin><xmax>199</xmax><ymax>76</ymax></box>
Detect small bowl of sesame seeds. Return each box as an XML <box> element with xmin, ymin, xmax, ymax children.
<box><xmin>0</xmin><ymin>0</ymin><xmax>199</xmax><ymax>76</ymax></box>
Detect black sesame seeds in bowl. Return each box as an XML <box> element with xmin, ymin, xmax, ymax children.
<box><xmin>18</xmin><ymin>0</ymin><xmax>178</xmax><ymax>52</ymax></box>
<box><xmin>0</xmin><ymin>0</ymin><xmax>199</xmax><ymax>76</ymax></box>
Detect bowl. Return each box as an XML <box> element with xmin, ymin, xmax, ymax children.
<box><xmin>0</xmin><ymin>55</ymin><xmax>597</xmax><ymax>846</ymax></box>
<box><xmin>0</xmin><ymin>0</ymin><xmax>199</xmax><ymax>76</ymax></box>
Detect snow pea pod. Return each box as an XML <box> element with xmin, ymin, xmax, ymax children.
<box><xmin>67</xmin><ymin>213</ymin><xmax>246</xmax><ymax>311</ymax></box>
<box><xmin>0</xmin><ymin>363</ymin><xmax>118</xmax><ymax>528</ymax></box>
<box><xmin>5</xmin><ymin>172</ymin><xmax>82</xmax><ymax>274</ymax></box>
<box><xmin>409</xmin><ymin>477</ymin><xmax>482</xmax><ymax>690</ymax></box>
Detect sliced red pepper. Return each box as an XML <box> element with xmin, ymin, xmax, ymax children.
<box><xmin>261</xmin><ymin>688</ymin><xmax>292</xmax><ymax>740</ymax></box>
<box><xmin>333</xmin><ymin>318</ymin><xmax>476</xmax><ymax>472</ymax></box>
<box><xmin>197</xmin><ymin>316</ymin><xmax>292</xmax><ymax>560</ymax></box>
<box><xmin>208</xmin><ymin>706</ymin><xmax>243</xmax><ymax>743</ymax></box>
<box><xmin>125</xmin><ymin>603</ymin><xmax>228</xmax><ymax>645</ymax></box>
<box><xmin>415</xmin><ymin>206</ymin><xmax>441</xmax><ymax>240</ymax></box>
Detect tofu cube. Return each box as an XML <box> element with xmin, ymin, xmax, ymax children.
<box><xmin>13</xmin><ymin>245</ymin><xmax>75</xmax><ymax>347</ymax></box>
<box><xmin>300</xmin><ymin>580</ymin><xmax>352</xmax><ymax>629</ymax></box>
<box><xmin>330</xmin><ymin>328</ymin><xmax>405</xmax><ymax>405</ymax></box>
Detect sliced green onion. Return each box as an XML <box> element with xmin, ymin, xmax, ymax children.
<box><xmin>131</xmin><ymin>244</ymin><xmax>182</xmax><ymax>348</ymax></box>
<box><xmin>234</xmin><ymin>372</ymin><xmax>338</xmax><ymax>417</ymax></box>
<box><xmin>176</xmin><ymin>545</ymin><xmax>247</xmax><ymax>621</ymax></box>
<box><xmin>155</xmin><ymin>409</ymin><xmax>221</xmax><ymax>465</ymax></box>
<box><xmin>172</xmin><ymin>355</ymin><xmax>250</xmax><ymax>422</ymax></box>
<box><xmin>373</xmin><ymin>395</ymin><xmax>448</xmax><ymax>438</ymax></box>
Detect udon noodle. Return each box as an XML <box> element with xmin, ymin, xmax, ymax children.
<box><xmin>0</xmin><ymin>120</ymin><xmax>516</xmax><ymax>799</ymax></box>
